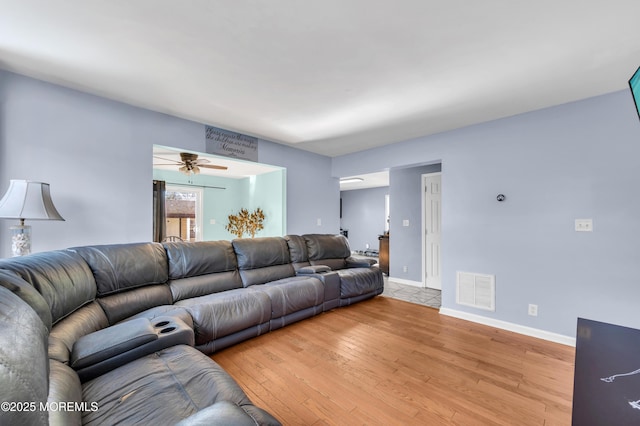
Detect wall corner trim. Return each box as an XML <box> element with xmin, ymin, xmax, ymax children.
<box><xmin>439</xmin><ymin>307</ymin><xmax>576</xmax><ymax>347</ymax></box>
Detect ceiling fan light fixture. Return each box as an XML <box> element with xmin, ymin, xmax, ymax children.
<box><xmin>155</xmin><ymin>151</ymin><xmax>228</xmax><ymax>175</ymax></box>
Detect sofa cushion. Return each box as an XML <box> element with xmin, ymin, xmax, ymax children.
<box><xmin>303</xmin><ymin>234</ymin><xmax>350</xmax><ymax>270</ymax></box>
<box><xmin>284</xmin><ymin>234</ymin><xmax>310</xmax><ymax>268</ymax></box>
<box><xmin>96</xmin><ymin>283</ymin><xmax>173</xmax><ymax>325</ymax></box>
<box><xmin>164</xmin><ymin>241</ymin><xmax>238</xmax><ymax>279</ymax></box>
<box><xmin>72</xmin><ymin>243</ymin><xmax>168</xmax><ymax>296</ymax></box>
<box><xmin>250</xmin><ymin>276</ymin><xmax>324</xmax><ymax>318</ymax></box>
<box><xmin>0</xmin><ymin>250</ymin><xmax>96</xmax><ymax>324</ymax></box>
<box><xmin>0</xmin><ymin>286</ymin><xmax>49</xmax><ymax>426</ymax></box>
<box><xmin>169</xmin><ymin>271</ymin><xmax>243</xmax><ymax>302</ymax></box>
<box><xmin>233</xmin><ymin>237</ymin><xmax>290</xmax><ymax>269</ymax></box>
<box><xmin>233</xmin><ymin>237</ymin><xmax>295</xmax><ymax>286</ymax></box>
<box><xmin>165</xmin><ymin>241</ymin><xmax>243</xmax><ymax>300</ymax></box>
<box><xmin>176</xmin><ymin>288</ymin><xmax>270</xmax><ymax>346</ymax></box>
<box><xmin>0</xmin><ymin>269</ymin><xmax>52</xmax><ymax>330</ymax></box>
<box><xmin>337</xmin><ymin>268</ymin><xmax>384</xmax><ymax>298</ymax></box>
<box><xmin>81</xmin><ymin>345</ymin><xmax>278</xmax><ymax>425</ymax></box>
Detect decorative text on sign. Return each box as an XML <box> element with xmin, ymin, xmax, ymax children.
<box><xmin>205</xmin><ymin>126</ymin><xmax>258</xmax><ymax>162</ymax></box>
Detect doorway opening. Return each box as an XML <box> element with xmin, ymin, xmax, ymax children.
<box><xmin>153</xmin><ymin>145</ymin><xmax>286</xmax><ymax>241</ymax></box>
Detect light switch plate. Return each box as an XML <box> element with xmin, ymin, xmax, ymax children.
<box><xmin>402</xmin><ymin>219</ymin><xmax>409</xmax><ymax>227</ymax></box>
<box><xmin>575</xmin><ymin>219</ymin><xmax>593</xmax><ymax>232</ymax></box>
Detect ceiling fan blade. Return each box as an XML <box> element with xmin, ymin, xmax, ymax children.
<box><xmin>154</xmin><ymin>163</ymin><xmax>181</xmax><ymax>166</ymax></box>
<box><xmin>199</xmin><ymin>164</ymin><xmax>228</xmax><ymax>170</ymax></box>
<box><xmin>153</xmin><ymin>156</ymin><xmax>181</xmax><ymax>164</ymax></box>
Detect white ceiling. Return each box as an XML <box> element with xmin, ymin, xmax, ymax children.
<box><xmin>2</xmin><ymin>1</ymin><xmax>640</xmax><ymax>157</ymax></box>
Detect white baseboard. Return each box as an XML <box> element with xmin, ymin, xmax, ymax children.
<box><xmin>387</xmin><ymin>277</ymin><xmax>423</xmax><ymax>288</ymax></box>
<box><xmin>439</xmin><ymin>307</ymin><xmax>576</xmax><ymax>347</ymax></box>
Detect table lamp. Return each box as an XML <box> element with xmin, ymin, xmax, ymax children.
<box><xmin>0</xmin><ymin>180</ymin><xmax>65</xmax><ymax>256</ymax></box>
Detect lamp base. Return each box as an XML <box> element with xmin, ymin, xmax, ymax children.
<box><xmin>9</xmin><ymin>224</ymin><xmax>31</xmax><ymax>257</ymax></box>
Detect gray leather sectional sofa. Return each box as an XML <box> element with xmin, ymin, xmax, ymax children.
<box><xmin>0</xmin><ymin>234</ymin><xmax>383</xmax><ymax>425</ymax></box>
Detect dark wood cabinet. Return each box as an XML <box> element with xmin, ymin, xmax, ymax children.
<box><xmin>378</xmin><ymin>234</ymin><xmax>389</xmax><ymax>275</ymax></box>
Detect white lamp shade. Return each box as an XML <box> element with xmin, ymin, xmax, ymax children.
<box><xmin>0</xmin><ymin>180</ymin><xmax>65</xmax><ymax>221</ymax></box>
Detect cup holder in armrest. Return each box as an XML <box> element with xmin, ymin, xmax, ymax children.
<box><xmin>73</xmin><ymin>316</ymin><xmax>195</xmax><ymax>383</ymax></box>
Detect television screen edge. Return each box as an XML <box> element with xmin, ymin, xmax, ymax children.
<box><xmin>629</xmin><ymin>66</ymin><xmax>640</xmax><ymax>121</ymax></box>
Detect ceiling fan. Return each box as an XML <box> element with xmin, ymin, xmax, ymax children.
<box><xmin>154</xmin><ymin>152</ymin><xmax>228</xmax><ymax>175</ymax></box>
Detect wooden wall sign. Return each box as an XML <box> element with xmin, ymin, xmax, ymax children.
<box><xmin>205</xmin><ymin>126</ymin><xmax>258</xmax><ymax>162</ymax></box>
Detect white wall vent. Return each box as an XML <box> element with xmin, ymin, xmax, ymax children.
<box><xmin>456</xmin><ymin>272</ymin><xmax>495</xmax><ymax>311</ymax></box>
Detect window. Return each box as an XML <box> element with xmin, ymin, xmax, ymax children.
<box><xmin>165</xmin><ymin>186</ymin><xmax>203</xmax><ymax>241</ymax></box>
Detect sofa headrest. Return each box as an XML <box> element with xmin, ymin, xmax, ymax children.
<box><xmin>232</xmin><ymin>237</ymin><xmax>291</xmax><ymax>270</ymax></box>
<box><xmin>0</xmin><ymin>286</ymin><xmax>50</xmax><ymax>425</ymax></box>
<box><xmin>232</xmin><ymin>237</ymin><xmax>295</xmax><ymax>286</ymax></box>
<box><xmin>0</xmin><ymin>269</ymin><xmax>52</xmax><ymax>331</ymax></box>
<box><xmin>72</xmin><ymin>243</ymin><xmax>168</xmax><ymax>297</ymax></box>
<box><xmin>164</xmin><ymin>241</ymin><xmax>238</xmax><ymax>279</ymax></box>
<box><xmin>0</xmin><ymin>250</ymin><xmax>97</xmax><ymax>325</ymax></box>
<box><xmin>284</xmin><ymin>235</ymin><xmax>308</xmax><ymax>263</ymax></box>
<box><xmin>303</xmin><ymin>234</ymin><xmax>351</xmax><ymax>260</ymax></box>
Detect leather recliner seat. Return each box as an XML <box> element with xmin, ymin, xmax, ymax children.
<box><xmin>286</xmin><ymin>234</ymin><xmax>384</xmax><ymax>306</ymax></box>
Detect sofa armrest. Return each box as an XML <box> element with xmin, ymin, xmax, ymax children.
<box><xmin>297</xmin><ymin>265</ymin><xmax>331</xmax><ymax>274</ymax></box>
<box><xmin>345</xmin><ymin>257</ymin><xmax>376</xmax><ymax>268</ymax></box>
<box><xmin>71</xmin><ymin>316</ymin><xmax>194</xmax><ymax>382</ymax></box>
<box><xmin>295</xmin><ymin>270</ymin><xmax>340</xmax><ymax>311</ymax></box>
<box><xmin>71</xmin><ymin>318</ymin><xmax>156</xmax><ymax>369</ymax></box>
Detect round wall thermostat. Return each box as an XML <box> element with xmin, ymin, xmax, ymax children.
<box><xmin>496</xmin><ymin>194</ymin><xmax>506</xmax><ymax>202</ymax></box>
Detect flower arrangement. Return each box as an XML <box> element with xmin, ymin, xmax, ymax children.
<box><xmin>225</xmin><ymin>207</ymin><xmax>265</xmax><ymax>238</ymax></box>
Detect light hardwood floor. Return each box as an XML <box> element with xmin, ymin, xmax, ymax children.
<box><xmin>213</xmin><ymin>297</ymin><xmax>575</xmax><ymax>425</ymax></box>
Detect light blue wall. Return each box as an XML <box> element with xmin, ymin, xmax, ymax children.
<box><xmin>340</xmin><ymin>187</ymin><xmax>388</xmax><ymax>253</ymax></box>
<box><xmin>153</xmin><ymin>168</ymin><xmax>286</xmax><ymax>240</ymax></box>
<box><xmin>249</xmin><ymin>169</ymin><xmax>286</xmax><ymax>237</ymax></box>
<box><xmin>152</xmin><ymin>169</ymin><xmax>246</xmax><ymax>240</ymax></box>
<box><xmin>333</xmin><ymin>90</ymin><xmax>640</xmax><ymax>337</ymax></box>
<box><xmin>389</xmin><ymin>164</ymin><xmax>441</xmax><ymax>281</ymax></box>
<box><xmin>0</xmin><ymin>70</ymin><xmax>336</xmax><ymax>256</ymax></box>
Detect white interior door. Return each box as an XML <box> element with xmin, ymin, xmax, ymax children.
<box><xmin>423</xmin><ymin>174</ymin><xmax>442</xmax><ymax>289</ymax></box>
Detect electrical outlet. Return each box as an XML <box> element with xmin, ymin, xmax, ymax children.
<box><xmin>528</xmin><ymin>304</ymin><xmax>538</xmax><ymax>317</ymax></box>
<box><xmin>402</xmin><ymin>265</ymin><xmax>408</xmax><ymax>273</ymax></box>
<box><xmin>316</xmin><ymin>218</ymin><xmax>322</xmax><ymax>226</ymax></box>
<box><xmin>575</xmin><ymin>219</ymin><xmax>593</xmax><ymax>232</ymax></box>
